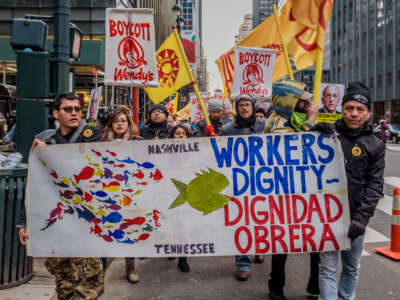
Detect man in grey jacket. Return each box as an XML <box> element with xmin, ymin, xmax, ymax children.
<box><xmin>221</xmin><ymin>94</ymin><xmax>265</xmax><ymax>281</ymax></box>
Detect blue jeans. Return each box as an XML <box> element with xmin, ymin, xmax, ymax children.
<box><xmin>318</xmin><ymin>235</ymin><xmax>365</xmax><ymax>300</ymax></box>
<box><xmin>235</xmin><ymin>255</ymin><xmax>252</xmax><ymax>271</ymax></box>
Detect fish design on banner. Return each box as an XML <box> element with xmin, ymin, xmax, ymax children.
<box><xmin>169</xmin><ymin>168</ymin><xmax>230</xmax><ymax>215</ymax></box>
<box><xmin>40</xmin><ymin>148</ymin><xmax>165</xmax><ymax>245</ymax></box>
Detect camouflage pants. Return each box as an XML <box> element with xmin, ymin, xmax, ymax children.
<box><xmin>45</xmin><ymin>257</ymin><xmax>104</xmax><ymax>300</ymax></box>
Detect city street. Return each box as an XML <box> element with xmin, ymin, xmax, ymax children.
<box><xmin>3</xmin><ymin>145</ymin><xmax>399</xmax><ymax>300</ymax></box>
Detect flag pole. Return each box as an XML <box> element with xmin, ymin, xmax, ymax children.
<box><xmin>273</xmin><ymin>3</ymin><xmax>294</xmax><ymax>80</ymax></box>
<box><xmin>312</xmin><ymin>48</ymin><xmax>323</xmax><ymax>105</ymax></box>
<box><xmin>173</xmin><ymin>92</ymin><xmax>179</xmax><ymax>113</ymax></box>
<box><xmin>171</xmin><ymin>26</ymin><xmax>211</xmax><ymax>126</ymax></box>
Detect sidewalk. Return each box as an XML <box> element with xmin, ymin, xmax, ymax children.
<box><xmin>0</xmin><ymin>259</ymin><xmax>55</xmax><ymax>300</ymax></box>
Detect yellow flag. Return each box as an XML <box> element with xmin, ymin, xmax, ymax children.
<box><xmin>216</xmin><ymin>0</ymin><xmax>333</xmax><ymax>95</ymax></box>
<box><xmin>144</xmin><ymin>32</ymin><xmax>192</xmax><ymax>104</ymax></box>
<box><xmin>280</xmin><ymin>0</ymin><xmax>334</xmax><ymax>71</ymax></box>
<box><xmin>215</xmin><ymin>15</ymin><xmax>288</xmax><ymax>96</ymax></box>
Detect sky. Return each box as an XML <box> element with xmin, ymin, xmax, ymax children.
<box><xmin>202</xmin><ymin>1</ymin><xmax>252</xmax><ymax>94</ymax></box>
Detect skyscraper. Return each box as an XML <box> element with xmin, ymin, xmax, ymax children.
<box><xmin>252</xmin><ymin>0</ymin><xmax>274</xmax><ymax>29</ymax></box>
<box><xmin>331</xmin><ymin>0</ymin><xmax>400</xmax><ymax>122</ymax></box>
<box><xmin>236</xmin><ymin>14</ymin><xmax>253</xmax><ymax>43</ymax></box>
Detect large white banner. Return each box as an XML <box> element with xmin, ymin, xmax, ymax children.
<box><xmin>231</xmin><ymin>46</ymin><xmax>277</xmax><ymax>100</ymax></box>
<box><xmin>105</xmin><ymin>8</ymin><xmax>158</xmax><ymax>87</ymax></box>
<box><xmin>27</xmin><ymin>133</ymin><xmax>351</xmax><ymax>257</ymax></box>
<box><xmin>190</xmin><ymin>92</ymin><xmax>211</xmax><ymax>122</ymax></box>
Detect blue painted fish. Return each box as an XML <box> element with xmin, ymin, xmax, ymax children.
<box><xmin>53</xmin><ymin>181</ymin><xmax>69</xmax><ymax>188</ymax></box>
<box><xmin>116</xmin><ymin>157</ymin><xmax>136</xmax><ymax>164</ymax></box>
<box><xmin>64</xmin><ymin>206</ymin><xmax>74</xmax><ymax>215</ymax></box>
<box><xmin>137</xmin><ymin>162</ymin><xmax>154</xmax><ymax>169</ymax></box>
<box><xmin>118</xmin><ymin>238</ymin><xmax>135</xmax><ymax>244</ymax></box>
<box><xmin>103</xmin><ymin>168</ymin><xmax>113</xmax><ymax>179</ymax></box>
<box><xmin>102</xmin><ymin>212</ymin><xmax>123</xmax><ymax>224</ymax></box>
<box><xmin>74</xmin><ymin>187</ymin><xmax>83</xmax><ymax>196</ymax></box>
<box><xmin>99</xmin><ymin>197</ymin><xmax>117</xmax><ymax>205</ymax></box>
<box><xmin>90</xmin><ymin>191</ymin><xmax>108</xmax><ymax>198</ymax></box>
<box><xmin>75</xmin><ymin>205</ymin><xmax>95</xmax><ymax>221</ymax></box>
<box><xmin>108</xmin><ymin>229</ymin><xmax>124</xmax><ymax>240</ymax></box>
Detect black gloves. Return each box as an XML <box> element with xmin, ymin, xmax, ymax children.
<box><xmin>348</xmin><ymin>220</ymin><xmax>366</xmax><ymax>241</ymax></box>
<box><xmin>311</xmin><ymin>122</ymin><xmax>335</xmax><ymax>135</ymax></box>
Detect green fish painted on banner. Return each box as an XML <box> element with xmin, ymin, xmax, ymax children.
<box><xmin>169</xmin><ymin>168</ymin><xmax>230</xmax><ymax>215</ymax></box>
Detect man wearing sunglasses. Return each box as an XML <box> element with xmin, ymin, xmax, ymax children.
<box><xmin>18</xmin><ymin>92</ymin><xmax>103</xmax><ymax>300</ymax></box>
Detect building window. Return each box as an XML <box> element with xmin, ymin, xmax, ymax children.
<box><xmin>377</xmin><ymin>75</ymin><xmax>383</xmax><ymax>87</ymax></box>
<box><xmin>388</xmin><ymin>72</ymin><xmax>393</xmax><ymax>86</ymax></box>
<box><xmin>369</xmin><ymin>77</ymin><xmax>374</xmax><ymax>88</ymax></box>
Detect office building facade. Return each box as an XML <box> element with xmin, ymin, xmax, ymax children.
<box><xmin>252</xmin><ymin>0</ymin><xmax>273</xmax><ymax>29</ymax></box>
<box><xmin>331</xmin><ymin>0</ymin><xmax>400</xmax><ymax>123</ymax></box>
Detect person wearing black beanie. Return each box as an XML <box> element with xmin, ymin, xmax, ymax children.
<box><xmin>318</xmin><ymin>81</ymin><xmax>385</xmax><ymax>300</ymax></box>
<box><xmin>341</xmin><ymin>81</ymin><xmax>371</xmax><ymax>111</ymax></box>
<box><xmin>140</xmin><ymin>104</ymin><xmax>171</xmax><ymax>140</ymax></box>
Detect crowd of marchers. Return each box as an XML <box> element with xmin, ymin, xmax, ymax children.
<box><xmin>18</xmin><ymin>79</ymin><xmax>384</xmax><ymax>300</ymax></box>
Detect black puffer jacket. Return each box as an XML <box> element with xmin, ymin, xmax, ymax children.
<box><xmin>335</xmin><ymin>119</ymin><xmax>385</xmax><ymax>226</ymax></box>
<box><xmin>192</xmin><ymin>115</ymin><xmax>231</xmax><ymax>137</ymax></box>
<box><xmin>140</xmin><ymin>121</ymin><xmax>171</xmax><ymax>140</ymax></box>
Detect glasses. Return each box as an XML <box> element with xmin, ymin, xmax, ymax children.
<box><xmin>112</xmin><ymin>119</ymin><xmax>128</xmax><ymax>124</ymax></box>
<box><xmin>237</xmin><ymin>103</ymin><xmax>251</xmax><ymax>109</ymax></box>
<box><xmin>61</xmin><ymin>106</ymin><xmax>81</xmax><ymax>113</ymax></box>
<box><xmin>151</xmin><ymin>109</ymin><xmax>164</xmax><ymax>114</ymax></box>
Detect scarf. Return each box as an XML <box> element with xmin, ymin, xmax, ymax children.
<box><xmin>290</xmin><ymin>112</ymin><xmax>308</xmax><ymax>132</ymax></box>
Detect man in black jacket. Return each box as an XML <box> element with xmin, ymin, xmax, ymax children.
<box><xmin>140</xmin><ymin>104</ymin><xmax>171</xmax><ymax>140</ymax></box>
<box><xmin>318</xmin><ymin>82</ymin><xmax>385</xmax><ymax>300</ymax></box>
<box><xmin>18</xmin><ymin>93</ymin><xmax>104</xmax><ymax>300</ymax></box>
<box><xmin>192</xmin><ymin>99</ymin><xmax>230</xmax><ymax>137</ymax></box>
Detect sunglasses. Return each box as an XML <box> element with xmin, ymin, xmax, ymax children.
<box><xmin>61</xmin><ymin>106</ymin><xmax>82</xmax><ymax>113</ymax></box>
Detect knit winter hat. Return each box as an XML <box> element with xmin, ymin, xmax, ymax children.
<box><xmin>342</xmin><ymin>81</ymin><xmax>371</xmax><ymax>110</ymax></box>
<box><xmin>149</xmin><ymin>104</ymin><xmax>169</xmax><ymax>117</ymax></box>
<box><xmin>208</xmin><ymin>99</ymin><xmax>223</xmax><ymax>111</ymax></box>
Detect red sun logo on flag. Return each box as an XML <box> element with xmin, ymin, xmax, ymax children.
<box><xmin>118</xmin><ymin>36</ymin><xmax>147</xmax><ymax>69</ymax></box>
<box><xmin>157</xmin><ymin>49</ymin><xmax>179</xmax><ymax>88</ymax></box>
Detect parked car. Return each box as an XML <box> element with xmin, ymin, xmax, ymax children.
<box><xmin>373</xmin><ymin>124</ymin><xmax>400</xmax><ymax>143</ymax></box>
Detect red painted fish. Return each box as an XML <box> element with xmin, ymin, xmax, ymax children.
<box><xmin>122</xmin><ymin>217</ymin><xmax>146</xmax><ymax>226</ymax></box>
<box><xmin>153</xmin><ymin>209</ymin><xmax>161</xmax><ymax>227</ymax></box>
<box><xmin>83</xmin><ymin>192</ymin><xmax>93</xmax><ymax>202</ymax></box>
<box><xmin>59</xmin><ymin>190</ymin><xmax>74</xmax><ymax>199</ymax></box>
<box><xmin>90</xmin><ymin>224</ymin><xmax>103</xmax><ymax>235</ymax></box>
<box><xmin>132</xmin><ymin>170</ymin><xmax>144</xmax><ymax>179</ymax></box>
<box><xmin>102</xmin><ymin>181</ymin><xmax>120</xmax><ymax>192</ymax></box>
<box><xmin>102</xmin><ymin>235</ymin><xmax>114</xmax><ymax>242</ymax></box>
<box><xmin>73</xmin><ymin>166</ymin><xmax>95</xmax><ymax>184</ymax></box>
<box><xmin>135</xmin><ymin>233</ymin><xmax>150</xmax><ymax>242</ymax></box>
<box><xmin>150</xmin><ymin>169</ymin><xmax>163</xmax><ymax>181</ymax></box>
<box><xmin>105</xmin><ymin>204</ymin><xmax>122</xmax><ymax>210</ymax></box>
<box><xmin>122</xmin><ymin>188</ymin><xmax>134</xmax><ymax>193</ymax></box>
<box><xmin>90</xmin><ymin>217</ymin><xmax>102</xmax><ymax>224</ymax></box>
<box><xmin>113</xmin><ymin>164</ymin><xmax>125</xmax><ymax>168</ymax></box>
<box><xmin>106</xmin><ymin>149</ymin><xmax>117</xmax><ymax>157</ymax></box>
<box><xmin>119</xmin><ymin>218</ymin><xmax>145</xmax><ymax>230</ymax></box>
<box><xmin>50</xmin><ymin>169</ymin><xmax>58</xmax><ymax>179</ymax></box>
<box><xmin>49</xmin><ymin>202</ymin><xmax>64</xmax><ymax>220</ymax></box>
<box><xmin>113</xmin><ymin>174</ymin><xmax>125</xmax><ymax>181</ymax></box>
<box><xmin>91</xmin><ymin>149</ymin><xmax>102</xmax><ymax>157</ymax></box>
<box><xmin>137</xmin><ymin>182</ymin><xmax>148</xmax><ymax>186</ymax></box>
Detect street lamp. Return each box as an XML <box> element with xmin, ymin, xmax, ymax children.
<box><xmin>171</xmin><ymin>2</ymin><xmax>185</xmax><ymax>35</ymax></box>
